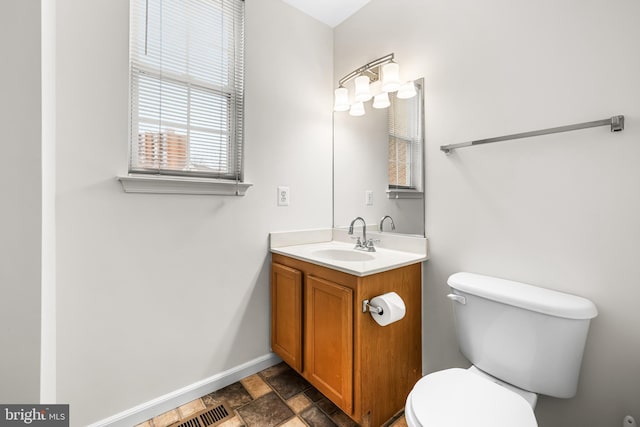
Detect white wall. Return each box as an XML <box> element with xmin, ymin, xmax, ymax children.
<box><xmin>54</xmin><ymin>0</ymin><xmax>332</xmax><ymax>425</ymax></box>
<box><xmin>336</xmin><ymin>0</ymin><xmax>640</xmax><ymax>425</ymax></box>
<box><xmin>0</xmin><ymin>0</ymin><xmax>42</xmax><ymax>403</ymax></box>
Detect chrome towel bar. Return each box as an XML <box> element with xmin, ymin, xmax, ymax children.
<box><xmin>440</xmin><ymin>115</ymin><xmax>625</xmax><ymax>154</ymax></box>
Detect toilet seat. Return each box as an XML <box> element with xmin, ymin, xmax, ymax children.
<box><xmin>406</xmin><ymin>368</ymin><xmax>537</xmax><ymax>427</ymax></box>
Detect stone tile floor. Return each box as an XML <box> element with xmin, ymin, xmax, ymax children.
<box><xmin>136</xmin><ymin>362</ymin><xmax>407</xmax><ymax>427</ymax></box>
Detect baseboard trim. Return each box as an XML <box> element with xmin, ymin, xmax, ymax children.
<box><xmin>88</xmin><ymin>353</ymin><xmax>282</xmax><ymax>427</ymax></box>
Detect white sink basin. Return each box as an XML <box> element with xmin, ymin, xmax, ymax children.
<box><xmin>311</xmin><ymin>248</ymin><xmax>375</xmax><ymax>262</ymax></box>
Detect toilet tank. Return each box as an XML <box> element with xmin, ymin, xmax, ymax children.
<box><xmin>447</xmin><ymin>272</ymin><xmax>598</xmax><ymax>398</ymax></box>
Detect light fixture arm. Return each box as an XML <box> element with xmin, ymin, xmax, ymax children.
<box><xmin>338</xmin><ymin>53</ymin><xmax>395</xmax><ymax>87</ymax></box>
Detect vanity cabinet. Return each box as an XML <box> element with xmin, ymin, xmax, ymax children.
<box><xmin>271</xmin><ymin>253</ymin><xmax>422</xmax><ymax>427</ymax></box>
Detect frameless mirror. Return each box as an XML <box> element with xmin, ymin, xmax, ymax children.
<box><xmin>333</xmin><ymin>78</ymin><xmax>425</xmax><ymax>236</ymax></box>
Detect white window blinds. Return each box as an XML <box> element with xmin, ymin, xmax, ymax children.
<box><xmin>129</xmin><ymin>0</ymin><xmax>245</xmax><ymax>180</ymax></box>
<box><xmin>388</xmin><ymin>89</ymin><xmax>422</xmax><ymax>190</ymax></box>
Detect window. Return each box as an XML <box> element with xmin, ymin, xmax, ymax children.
<box><xmin>128</xmin><ymin>0</ymin><xmax>245</xmax><ymax>183</ymax></box>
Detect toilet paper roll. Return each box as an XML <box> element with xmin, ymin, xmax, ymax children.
<box><xmin>369</xmin><ymin>291</ymin><xmax>406</xmax><ymax>326</ymax></box>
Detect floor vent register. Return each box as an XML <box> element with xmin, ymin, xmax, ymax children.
<box><xmin>169</xmin><ymin>403</ymin><xmax>233</xmax><ymax>427</ymax></box>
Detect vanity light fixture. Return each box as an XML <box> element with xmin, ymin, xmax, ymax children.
<box><xmin>381</xmin><ymin>62</ymin><xmax>401</xmax><ymax>92</ymax></box>
<box><xmin>370</xmin><ymin>80</ymin><xmax>390</xmax><ymax>109</ymax></box>
<box><xmin>397</xmin><ymin>80</ymin><xmax>417</xmax><ymax>99</ymax></box>
<box><xmin>334</xmin><ymin>86</ymin><xmax>350</xmax><ymax>112</ymax></box>
<box><xmin>334</xmin><ymin>53</ymin><xmax>416</xmax><ymax>116</ymax></box>
<box><xmin>372</xmin><ymin>92</ymin><xmax>391</xmax><ymax>109</ymax></box>
<box><xmin>354</xmin><ymin>75</ymin><xmax>373</xmax><ymax>102</ymax></box>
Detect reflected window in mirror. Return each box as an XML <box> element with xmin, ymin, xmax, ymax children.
<box><xmin>388</xmin><ymin>79</ymin><xmax>423</xmax><ymax>196</ymax></box>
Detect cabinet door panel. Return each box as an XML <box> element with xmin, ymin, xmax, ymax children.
<box><xmin>305</xmin><ymin>275</ymin><xmax>353</xmax><ymax>413</ymax></box>
<box><xmin>271</xmin><ymin>263</ymin><xmax>303</xmax><ymax>371</ymax></box>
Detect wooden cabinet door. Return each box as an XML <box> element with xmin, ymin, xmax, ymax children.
<box><xmin>271</xmin><ymin>263</ymin><xmax>303</xmax><ymax>372</ymax></box>
<box><xmin>305</xmin><ymin>275</ymin><xmax>353</xmax><ymax>413</ymax></box>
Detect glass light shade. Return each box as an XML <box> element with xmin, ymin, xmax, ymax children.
<box><xmin>381</xmin><ymin>62</ymin><xmax>401</xmax><ymax>92</ymax></box>
<box><xmin>397</xmin><ymin>81</ymin><xmax>417</xmax><ymax>99</ymax></box>
<box><xmin>372</xmin><ymin>92</ymin><xmax>390</xmax><ymax>109</ymax></box>
<box><xmin>354</xmin><ymin>75</ymin><xmax>372</xmax><ymax>102</ymax></box>
<box><xmin>369</xmin><ymin>80</ymin><xmax>383</xmax><ymax>96</ymax></box>
<box><xmin>333</xmin><ymin>87</ymin><xmax>350</xmax><ymax>111</ymax></box>
<box><xmin>349</xmin><ymin>102</ymin><xmax>365</xmax><ymax>116</ymax></box>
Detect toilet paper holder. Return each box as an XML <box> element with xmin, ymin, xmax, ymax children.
<box><xmin>362</xmin><ymin>299</ymin><xmax>383</xmax><ymax>315</ymax></box>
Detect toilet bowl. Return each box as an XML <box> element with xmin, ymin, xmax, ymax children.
<box><xmin>405</xmin><ymin>367</ymin><xmax>537</xmax><ymax>427</ymax></box>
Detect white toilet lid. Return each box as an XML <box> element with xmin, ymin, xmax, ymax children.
<box><xmin>409</xmin><ymin>368</ymin><xmax>537</xmax><ymax>427</ymax></box>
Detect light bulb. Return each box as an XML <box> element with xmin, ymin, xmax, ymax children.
<box><xmin>372</xmin><ymin>92</ymin><xmax>390</xmax><ymax>109</ymax></box>
<box><xmin>333</xmin><ymin>87</ymin><xmax>350</xmax><ymax>111</ymax></box>
<box><xmin>381</xmin><ymin>62</ymin><xmax>401</xmax><ymax>92</ymax></box>
<box><xmin>397</xmin><ymin>81</ymin><xmax>417</xmax><ymax>99</ymax></box>
<box><xmin>354</xmin><ymin>75</ymin><xmax>372</xmax><ymax>102</ymax></box>
<box><xmin>349</xmin><ymin>102</ymin><xmax>365</xmax><ymax>116</ymax></box>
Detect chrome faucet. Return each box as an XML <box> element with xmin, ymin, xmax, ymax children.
<box><xmin>379</xmin><ymin>215</ymin><xmax>396</xmax><ymax>232</ymax></box>
<box><xmin>348</xmin><ymin>216</ymin><xmax>367</xmax><ymax>243</ymax></box>
<box><xmin>348</xmin><ymin>217</ymin><xmax>377</xmax><ymax>252</ymax></box>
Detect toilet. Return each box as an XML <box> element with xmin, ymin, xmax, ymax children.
<box><xmin>405</xmin><ymin>272</ymin><xmax>598</xmax><ymax>427</ymax></box>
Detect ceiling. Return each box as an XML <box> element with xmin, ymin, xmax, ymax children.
<box><xmin>281</xmin><ymin>0</ymin><xmax>371</xmax><ymax>28</ymax></box>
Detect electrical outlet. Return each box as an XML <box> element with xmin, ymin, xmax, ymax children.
<box><xmin>277</xmin><ymin>186</ymin><xmax>290</xmax><ymax>206</ymax></box>
<box><xmin>365</xmin><ymin>190</ymin><xmax>374</xmax><ymax>206</ymax></box>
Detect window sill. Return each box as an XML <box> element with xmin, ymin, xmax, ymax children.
<box><xmin>386</xmin><ymin>189</ymin><xmax>424</xmax><ymax>199</ymax></box>
<box><xmin>118</xmin><ymin>175</ymin><xmax>253</xmax><ymax>196</ymax></box>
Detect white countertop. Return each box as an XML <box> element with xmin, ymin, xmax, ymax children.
<box><xmin>270</xmin><ymin>229</ymin><xmax>428</xmax><ymax>277</ymax></box>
